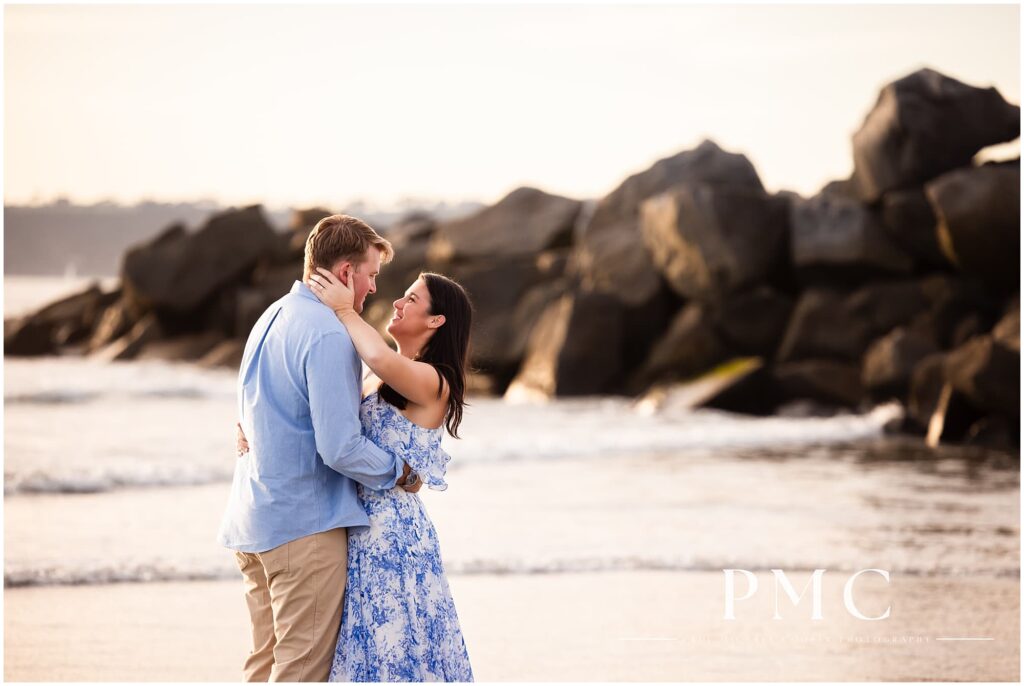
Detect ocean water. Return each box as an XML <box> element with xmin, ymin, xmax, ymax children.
<box><xmin>3</xmin><ymin>277</ymin><xmax>1020</xmax><ymax>589</ymax></box>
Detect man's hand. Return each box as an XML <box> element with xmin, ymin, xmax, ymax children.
<box><xmin>236</xmin><ymin>422</ymin><xmax>249</xmax><ymax>457</ymax></box>
<box><xmin>399</xmin><ymin>462</ymin><xmax>423</xmax><ymax>493</ymax></box>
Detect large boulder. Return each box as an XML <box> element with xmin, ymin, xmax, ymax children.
<box><xmin>639</xmin><ymin>184</ymin><xmax>789</xmax><ymax>301</ymax></box>
<box><xmin>778</xmin><ymin>280</ymin><xmax>929</xmax><ymax>363</ymax></box>
<box><xmin>911</xmin><ymin>274</ymin><xmax>999</xmax><ymax>348</ymax></box>
<box><xmin>695</xmin><ymin>361</ymin><xmax>785</xmax><ymax>416</ymax></box>
<box><xmin>384</xmin><ymin>212</ymin><xmax>436</xmax><ymax>246</ymax></box>
<box><xmin>926</xmin><ymin>161</ymin><xmax>1020</xmax><ymax>293</ymax></box>
<box><xmin>773</xmin><ymin>359</ymin><xmax>865</xmax><ymax>408</ymax></box>
<box><xmin>709</xmin><ymin>286</ymin><xmax>794</xmax><ymax>358</ymax></box>
<box><xmin>862</xmin><ymin>326</ymin><xmax>940</xmax><ymax>400</ymax></box>
<box><xmin>878</xmin><ymin>188</ymin><xmax>949</xmax><ymax>268</ymax></box>
<box><xmin>136</xmin><ymin>331</ymin><xmax>226</xmax><ymax>362</ymax></box>
<box><xmin>199</xmin><ymin>339</ymin><xmax>245</xmax><ymax>370</ymax></box>
<box><xmin>5</xmin><ymin>283</ymin><xmax>116</xmax><ymax>356</ymax></box>
<box><xmin>630</xmin><ymin>303</ymin><xmax>731</xmax><ymax>391</ymax></box>
<box><xmin>789</xmin><ymin>189</ymin><xmax>914</xmax><ymax>280</ymax></box>
<box><xmin>448</xmin><ymin>254</ymin><xmax>563</xmax><ymax>384</ymax></box>
<box><xmin>845</xmin><ymin>279</ymin><xmax>932</xmax><ymax>339</ymax></box>
<box><xmin>943</xmin><ymin>334</ymin><xmax>1020</xmax><ymax>416</ymax></box>
<box><xmin>851</xmin><ymin>68</ymin><xmax>1020</xmax><ymax>202</ymax></box>
<box><xmin>575</xmin><ymin>139</ymin><xmax>765</xmax><ymax>308</ymax></box>
<box><xmin>992</xmin><ymin>297</ymin><xmax>1020</xmax><ymax>351</ymax></box>
<box><xmin>907</xmin><ymin>353</ymin><xmax>948</xmax><ymax>427</ymax></box>
<box><xmin>93</xmin><ymin>314</ymin><xmax>163</xmax><ymax>362</ymax></box>
<box><xmin>87</xmin><ymin>298</ymin><xmax>135</xmax><ymax>352</ymax></box>
<box><xmin>506</xmin><ymin>291</ymin><xmax>625</xmax><ymax>398</ymax></box>
<box><xmin>777</xmin><ymin>289</ymin><xmax>867</xmax><ymax>362</ymax></box>
<box><xmin>121</xmin><ymin>205</ymin><xmax>281</xmax><ymax>315</ymax></box>
<box><xmin>285</xmin><ymin>207</ymin><xmax>334</xmax><ymax>258</ymax></box>
<box><xmin>924</xmin><ymin>382</ymin><xmax>987</xmax><ymax>447</ymax></box>
<box><xmin>428</xmin><ymin>187</ymin><xmax>580</xmax><ymax>263</ymax></box>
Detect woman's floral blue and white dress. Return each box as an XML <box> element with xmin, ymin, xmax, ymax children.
<box><xmin>329</xmin><ymin>391</ymin><xmax>474</xmax><ymax>682</ymax></box>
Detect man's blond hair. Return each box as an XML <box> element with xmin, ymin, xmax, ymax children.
<box><xmin>302</xmin><ymin>214</ymin><xmax>394</xmax><ymax>280</ymax></box>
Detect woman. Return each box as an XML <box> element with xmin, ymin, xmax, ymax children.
<box><xmin>238</xmin><ymin>268</ymin><xmax>475</xmax><ymax>682</ymax></box>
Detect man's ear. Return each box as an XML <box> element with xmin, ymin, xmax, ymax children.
<box><xmin>429</xmin><ymin>314</ymin><xmax>446</xmax><ymax>329</ymax></box>
<box><xmin>335</xmin><ymin>261</ymin><xmax>353</xmax><ymax>286</ymax></box>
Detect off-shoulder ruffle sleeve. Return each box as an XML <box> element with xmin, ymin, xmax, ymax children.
<box><xmin>403</xmin><ymin>436</ymin><xmax>450</xmax><ymax>492</ymax></box>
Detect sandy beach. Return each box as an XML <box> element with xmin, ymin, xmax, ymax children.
<box><xmin>4</xmin><ymin>570</ymin><xmax>1019</xmax><ymax>681</ymax></box>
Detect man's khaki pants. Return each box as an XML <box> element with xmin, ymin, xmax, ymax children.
<box><xmin>234</xmin><ymin>528</ymin><xmax>348</xmax><ymax>682</ymax></box>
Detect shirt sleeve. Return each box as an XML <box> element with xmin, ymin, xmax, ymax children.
<box><xmin>306</xmin><ymin>330</ymin><xmax>404</xmax><ymax>490</ymax></box>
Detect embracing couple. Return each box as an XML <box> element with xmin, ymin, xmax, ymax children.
<box><xmin>217</xmin><ymin>215</ymin><xmax>474</xmax><ymax>682</ymax></box>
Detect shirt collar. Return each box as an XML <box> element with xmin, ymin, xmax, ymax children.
<box><xmin>290</xmin><ymin>280</ymin><xmax>320</xmax><ymax>302</ymax></box>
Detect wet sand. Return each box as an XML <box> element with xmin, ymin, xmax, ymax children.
<box><xmin>4</xmin><ymin>570</ymin><xmax>1019</xmax><ymax>681</ymax></box>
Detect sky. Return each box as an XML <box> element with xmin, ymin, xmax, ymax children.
<box><xmin>3</xmin><ymin>3</ymin><xmax>1020</xmax><ymax>209</ymax></box>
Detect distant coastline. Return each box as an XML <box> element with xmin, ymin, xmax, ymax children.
<box><xmin>3</xmin><ymin>198</ymin><xmax>483</xmax><ymax>277</ymax></box>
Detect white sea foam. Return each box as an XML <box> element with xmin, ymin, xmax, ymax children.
<box><xmin>3</xmin><ymin>354</ymin><xmax>905</xmax><ymax>496</ymax></box>
<box><xmin>6</xmin><ymin>554</ymin><xmax>1017</xmax><ymax>588</ymax></box>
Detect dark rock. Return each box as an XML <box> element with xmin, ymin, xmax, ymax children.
<box><xmin>198</xmin><ymin>339</ymin><xmax>245</xmax><ymax>370</ymax></box>
<box><xmin>5</xmin><ymin>283</ymin><xmax>113</xmax><ymax>356</ymax></box>
<box><xmin>925</xmin><ymin>382</ymin><xmax>986</xmax><ymax>446</ymax></box>
<box><xmin>631</xmin><ymin>303</ymin><xmax>731</xmax><ymax>391</ymax></box>
<box><xmin>286</xmin><ymin>207</ymin><xmax>332</xmax><ymax>255</ymax></box>
<box><xmin>943</xmin><ymin>335</ymin><xmax>1020</xmax><ymax>416</ymax></box>
<box><xmin>881</xmin><ymin>413</ymin><xmax>927</xmax><ymax>437</ymax></box>
<box><xmin>964</xmin><ymin>415</ymin><xmax>1018</xmax><ymax>451</ymax></box>
<box><xmin>911</xmin><ymin>274</ymin><xmax>998</xmax><ymax>348</ymax></box>
<box><xmin>789</xmin><ymin>189</ymin><xmax>914</xmax><ymax>281</ymax></box>
<box><xmin>87</xmin><ymin>298</ymin><xmax>134</xmax><ymax>352</ymax></box>
<box><xmin>285</xmin><ymin>208</ymin><xmax>334</xmax><ymax>258</ymax></box>
<box><xmin>94</xmin><ymin>314</ymin><xmax>163</xmax><ymax>362</ymax></box>
<box><xmin>926</xmin><ymin>162</ymin><xmax>1020</xmax><ymax>293</ymax></box>
<box><xmin>639</xmin><ymin>184</ymin><xmax>788</xmax><ymax>301</ymax></box>
<box><xmin>384</xmin><ymin>212</ymin><xmax>437</xmax><ymax>245</ymax></box>
<box><xmin>696</xmin><ymin>361</ymin><xmax>784</xmax><ymax>416</ymax></box>
<box><xmin>862</xmin><ymin>326</ymin><xmax>940</xmax><ymax>399</ymax></box>
<box><xmin>879</xmin><ymin>188</ymin><xmax>949</xmax><ymax>268</ymax></box>
<box><xmin>575</xmin><ymin>139</ymin><xmax>765</xmax><ymax>308</ymax></box>
<box><xmin>778</xmin><ymin>289</ymin><xmax>867</xmax><ymax>362</ymax></box>
<box><xmin>4</xmin><ymin>317</ymin><xmax>56</xmax><ymax>356</ymax></box>
<box><xmin>122</xmin><ymin>205</ymin><xmax>281</xmax><ymax>314</ymax></box>
<box><xmin>465</xmin><ymin>372</ymin><xmax>497</xmax><ymax>397</ymax></box>
<box><xmin>709</xmin><ymin>286</ymin><xmax>794</xmax><ymax>357</ymax></box>
<box><xmin>506</xmin><ymin>291</ymin><xmax>625</xmax><ymax>398</ymax></box>
<box><xmin>289</xmin><ymin>207</ymin><xmax>334</xmax><ymax>234</ymax></box>
<box><xmin>503</xmin><ymin>278</ymin><xmax>569</xmax><ymax>376</ymax></box>
<box><xmin>448</xmin><ymin>256</ymin><xmax>554</xmax><ymax>382</ymax></box>
<box><xmin>820</xmin><ymin>177</ymin><xmax>859</xmax><ymax>199</ymax></box>
<box><xmin>845</xmin><ymin>279</ymin><xmax>932</xmax><ymax>339</ymax></box>
<box><xmin>851</xmin><ymin>68</ymin><xmax>1020</xmax><ymax>202</ymax></box>
<box><xmin>137</xmin><ymin>331</ymin><xmax>226</xmax><ymax>362</ymax></box>
<box><xmin>992</xmin><ymin>297</ymin><xmax>1020</xmax><ymax>351</ymax></box>
<box><xmin>428</xmin><ymin>187</ymin><xmax>580</xmax><ymax>263</ymax></box>
<box><xmin>950</xmin><ymin>313</ymin><xmax>988</xmax><ymax>348</ymax></box>
<box><xmin>773</xmin><ymin>359</ymin><xmax>865</xmax><ymax>408</ymax></box>
<box><xmin>908</xmin><ymin>353</ymin><xmax>949</xmax><ymax>427</ymax></box>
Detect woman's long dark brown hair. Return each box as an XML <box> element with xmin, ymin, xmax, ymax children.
<box><xmin>378</xmin><ymin>272</ymin><xmax>473</xmax><ymax>438</ymax></box>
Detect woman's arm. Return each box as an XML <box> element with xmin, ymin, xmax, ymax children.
<box><xmin>308</xmin><ymin>267</ymin><xmax>447</xmax><ymax>408</ymax></box>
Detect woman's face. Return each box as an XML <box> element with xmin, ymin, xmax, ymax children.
<box><xmin>386</xmin><ymin>277</ymin><xmax>435</xmax><ymax>338</ymax></box>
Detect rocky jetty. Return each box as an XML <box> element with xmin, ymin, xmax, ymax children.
<box><xmin>5</xmin><ymin>68</ymin><xmax>1019</xmax><ymax>451</ymax></box>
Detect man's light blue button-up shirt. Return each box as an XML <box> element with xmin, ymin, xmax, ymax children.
<box><xmin>217</xmin><ymin>281</ymin><xmax>404</xmax><ymax>553</ymax></box>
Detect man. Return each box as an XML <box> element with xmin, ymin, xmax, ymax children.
<box><xmin>218</xmin><ymin>214</ymin><xmax>418</xmax><ymax>682</ymax></box>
